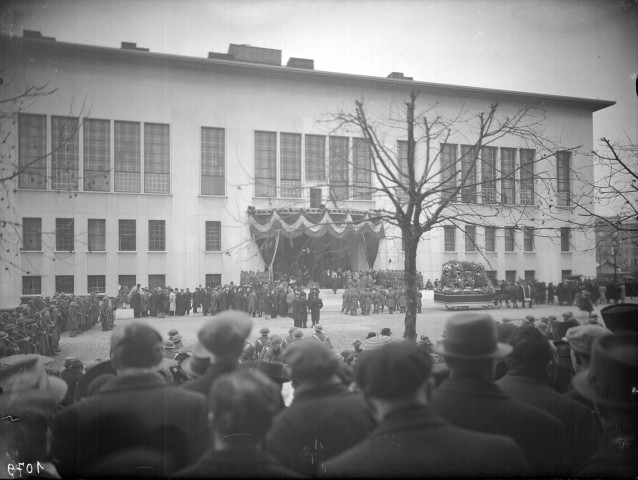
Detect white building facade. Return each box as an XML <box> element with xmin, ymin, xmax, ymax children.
<box><xmin>0</xmin><ymin>32</ymin><xmax>613</xmax><ymax>306</ymax></box>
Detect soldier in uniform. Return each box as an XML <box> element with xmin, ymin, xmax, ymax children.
<box><xmin>254</xmin><ymin>327</ymin><xmax>271</xmax><ymax>358</ymax></box>
<box><xmin>308</xmin><ymin>289</ymin><xmax>324</xmax><ymax>327</ymax></box>
<box><xmin>67</xmin><ymin>301</ymin><xmax>79</xmax><ymax>337</ymax></box>
<box><xmin>312</xmin><ymin>324</ymin><xmax>333</xmax><ymax>349</ymax></box>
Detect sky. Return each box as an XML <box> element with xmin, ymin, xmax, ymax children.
<box><xmin>1</xmin><ymin>0</ymin><xmax>636</xmax><ymax>146</ymax></box>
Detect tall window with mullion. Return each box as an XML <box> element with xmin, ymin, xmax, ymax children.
<box><xmin>500</xmin><ymin>148</ymin><xmax>516</xmax><ymax>204</ymax></box>
<box><xmin>484</xmin><ymin>226</ymin><xmax>496</xmax><ymax>252</ymax></box>
<box><xmin>560</xmin><ymin>227</ymin><xmax>571</xmax><ymax>251</ymax></box>
<box><xmin>201</xmin><ymin>127</ymin><xmax>225</xmax><ymax>195</ymax></box>
<box><xmin>460</xmin><ymin>145</ymin><xmax>477</xmax><ymax>203</ymax></box>
<box><xmin>51</xmin><ymin>116</ymin><xmax>79</xmax><ymax>191</ymax></box>
<box><xmin>144</xmin><ymin>123</ymin><xmax>170</xmax><ymax>194</ymax></box>
<box><xmin>255</xmin><ymin>131</ymin><xmax>277</xmax><ymax>197</ymax></box>
<box><xmin>480</xmin><ymin>146</ymin><xmax>497</xmax><ymax>203</ymax></box>
<box><xmin>88</xmin><ymin>219</ymin><xmax>106</xmax><ymax>251</ymax></box>
<box><xmin>519</xmin><ymin>149</ymin><xmax>535</xmax><ymax>205</ymax></box>
<box><xmin>18</xmin><ymin>113</ymin><xmax>47</xmax><ymax>190</ymax></box>
<box><xmin>444</xmin><ymin>225</ymin><xmax>456</xmax><ymax>251</ymax></box>
<box><xmin>464</xmin><ymin>225</ymin><xmax>477</xmax><ymax>251</ymax></box>
<box><xmin>22</xmin><ymin>218</ymin><xmax>42</xmax><ymax>251</ymax></box>
<box><xmin>148</xmin><ymin>220</ymin><xmax>166</xmax><ymax>251</ymax></box>
<box><xmin>84</xmin><ymin>118</ymin><xmax>111</xmax><ymax>191</ymax></box>
<box><xmin>205</xmin><ymin>221</ymin><xmax>221</xmax><ymax>251</ymax></box>
<box><xmin>353</xmin><ymin>138</ymin><xmax>372</xmax><ymax>200</ymax></box>
<box><xmin>556</xmin><ymin>151</ymin><xmax>571</xmax><ymax>206</ymax></box>
<box><xmin>88</xmin><ymin>275</ymin><xmax>106</xmax><ymax>294</ymax></box>
<box><xmin>524</xmin><ymin>226</ymin><xmax>535</xmax><ymax>251</ymax></box>
<box><xmin>119</xmin><ymin>220</ymin><xmax>136</xmax><ymax>251</ymax></box>
<box><xmin>329</xmin><ymin>136</ymin><xmax>349</xmax><ymax>201</ymax></box>
<box><xmin>114</xmin><ymin>121</ymin><xmax>141</xmax><ymax>192</ymax></box>
<box><xmin>280</xmin><ymin>133</ymin><xmax>302</xmax><ymax>198</ymax></box>
<box><xmin>56</xmin><ymin>218</ymin><xmax>74</xmax><ymax>252</ymax></box>
<box><xmin>440</xmin><ymin>144</ymin><xmax>457</xmax><ymax>202</ymax></box>
<box><xmin>305</xmin><ymin>135</ymin><xmax>325</xmax><ymax>181</ymax></box>
<box><xmin>504</xmin><ymin>227</ymin><xmax>516</xmax><ymax>252</ymax></box>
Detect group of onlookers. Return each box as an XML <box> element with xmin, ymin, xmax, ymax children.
<box><xmin>2</xmin><ymin>300</ymin><xmax>636</xmax><ymax>478</ymax></box>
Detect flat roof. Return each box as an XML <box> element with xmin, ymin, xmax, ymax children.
<box><xmin>2</xmin><ymin>34</ymin><xmax>616</xmax><ymax>112</ymax></box>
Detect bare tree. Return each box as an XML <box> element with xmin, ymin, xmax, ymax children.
<box><xmin>329</xmin><ymin>92</ymin><xmax>571</xmax><ymax>341</ymax></box>
<box><xmin>0</xmin><ymin>75</ymin><xmax>87</xmax><ymax>274</ymax></box>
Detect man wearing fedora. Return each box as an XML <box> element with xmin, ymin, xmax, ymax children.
<box><xmin>52</xmin><ymin>323</ymin><xmax>209</xmax><ymax>477</ymax></box>
<box><xmin>573</xmin><ymin>334</ymin><xmax>638</xmax><ymax>476</ymax></box>
<box><xmin>431</xmin><ymin>312</ymin><xmax>569</xmax><ymax>476</ymax></box>
<box><xmin>181</xmin><ymin>311</ymin><xmax>253</xmax><ymax>396</ymax></box>
<box><xmin>496</xmin><ymin>325</ymin><xmax>600</xmax><ymax>470</ymax></box>
<box><xmin>266</xmin><ymin>340</ymin><xmax>375</xmax><ymax>476</ymax></box>
<box><xmin>322</xmin><ymin>343</ymin><xmax>530</xmax><ymax>477</ymax></box>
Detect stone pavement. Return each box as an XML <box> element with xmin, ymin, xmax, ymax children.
<box><xmin>45</xmin><ymin>289</ymin><xmax>627</xmax><ymax>372</ymax></box>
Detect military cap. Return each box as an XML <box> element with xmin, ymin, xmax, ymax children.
<box><xmin>314</xmin><ymin>325</ymin><xmax>323</xmax><ymax>332</ymax></box>
<box><xmin>292</xmin><ymin>329</ymin><xmax>304</xmax><ymax>339</ymax></box>
<box><xmin>356</xmin><ymin>342</ymin><xmax>433</xmax><ymax>400</ymax></box>
<box><xmin>259</xmin><ymin>327</ymin><xmax>270</xmax><ymax>335</ymax></box>
<box><xmin>288</xmin><ymin>327</ymin><xmax>297</xmax><ymax>334</ymax></box>
<box><xmin>163</xmin><ymin>339</ymin><xmax>176</xmax><ymax>350</ymax></box>
<box><xmin>168</xmin><ymin>328</ymin><xmax>179</xmax><ymax>337</ymax></box>
<box><xmin>198</xmin><ymin>311</ymin><xmax>253</xmax><ymax>357</ymax></box>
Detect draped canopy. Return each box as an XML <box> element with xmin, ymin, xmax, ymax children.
<box><xmin>247</xmin><ymin>207</ymin><xmax>385</xmax><ymax>240</ymax></box>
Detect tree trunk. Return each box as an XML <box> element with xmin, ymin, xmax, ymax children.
<box><xmin>403</xmin><ymin>231</ymin><xmax>419</xmax><ymax>342</ymax></box>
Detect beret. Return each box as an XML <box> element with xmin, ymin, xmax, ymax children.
<box><xmin>198</xmin><ymin>311</ymin><xmax>253</xmax><ymax>357</ymax></box>
<box><xmin>284</xmin><ymin>340</ymin><xmax>339</xmax><ymax>383</ymax></box>
<box><xmin>355</xmin><ymin>343</ymin><xmax>432</xmax><ymax>400</ymax></box>
<box><xmin>565</xmin><ymin>325</ymin><xmax>613</xmax><ymax>355</ymax></box>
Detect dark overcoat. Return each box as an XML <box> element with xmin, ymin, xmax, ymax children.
<box><xmin>431</xmin><ymin>375</ymin><xmax>570</xmax><ymax>477</ymax></box>
<box><xmin>322</xmin><ymin>405</ymin><xmax>529</xmax><ymax>478</ymax></box>
<box><xmin>52</xmin><ymin>372</ymin><xmax>208</xmax><ymax>477</ymax></box>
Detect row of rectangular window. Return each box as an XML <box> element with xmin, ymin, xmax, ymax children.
<box><xmin>444</xmin><ymin>225</ymin><xmax>571</xmax><ymax>252</ymax></box>
<box><xmin>254</xmin><ymin>132</ymin><xmax>373</xmax><ymax>200</ymax></box>
<box><xmin>19</xmin><ymin>114</ymin><xmax>171</xmax><ymax>194</ymax></box>
<box><xmin>22</xmin><ymin>218</ymin><xmax>222</xmax><ymax>252</ymax></box>
<box><xmin>439</xmin><ymin>145</ymin><xmax>571</xmax><ymax>206</ymax></box>
<box><xmin>21</xmin><ymin>273</ymin><xmax>223</xmax><ymax>295</ymax></box>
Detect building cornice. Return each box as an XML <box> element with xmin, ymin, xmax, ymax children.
<box><xmin>2</xmin><ymin>35</ymin><xmax>616</xmax><ymax>112</ymax></box>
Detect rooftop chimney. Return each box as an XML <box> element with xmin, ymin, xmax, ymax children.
<box><xmin>121</xmin><ymin>42</ymin><xmax>149</xmax><ymax>52</ymax></box>
<box><xmin>228</xmin><ymin>44</ymin><xmax>281</xmax><ymax>66</ymax></box>
<box><xmin>286</xmin><ymin>57</ymin><xmax>314</xmax><ymax>70</ymax></box>
<box><xmin>208</xmin><ymin>51</ymin><xmax>231</xmax><ymax>60</ymax></box>
<box><xmin>23</xmin><ymin>30</ymin><xmax>56</xmax><ymax>41</ymax></box>
<box><xmin>387</xmin><ymin>72</ymin><xmax>413</xmax><ymax>80</ymax></box>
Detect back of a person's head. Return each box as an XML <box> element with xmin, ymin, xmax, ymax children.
<box><xmin>208</xmin><ymin>370</ymin><xmax>279</xmax><ymax>446</ymax></box>
<box><xmin>505</xmin><ymin>325</ymin><xmax>553</xmax><ymax>375</ymax></box>
<box><xmin>110</xmin><ymin>323</ymin><xmax>163</xmax><ymax>371</ymax></box>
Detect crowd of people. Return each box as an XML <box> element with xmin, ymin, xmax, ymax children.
<box><xmin>1</xmin><ymin>299</ymin><xmax>636</xmax><ymax>477</ymax></box>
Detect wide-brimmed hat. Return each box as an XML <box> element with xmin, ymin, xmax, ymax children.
<box><xmin>433</xmin><ymin>313</ymin><xmax>512</xmax><ymax>359</ymax></box>
<box><xmin>564</xmin><ymin>325</ymin><xmax>613</xmax><ymax>355</ymax></box>
<box><xmin>180</xmin><ymin>343</ymin><xmax>211</xmax><ymax>379</ymax></box>
<box><xmin>256</xmin><ymin>360</ymin><xmax>290</xmax><ymax>383</ymax></box>
<box><xmin>600</xmin><ymin>303</ymin><xmax>638</xmax><ymax>335</ymax></box>
<box><xmin>0</xmin><ymin>357</ymin><xmax>68</xmax><ymax>407</ymax></box>
<box><xmin>572</xmin><ymin>334</ymin><xmax>638</xmax><ymax>408</ymax></box>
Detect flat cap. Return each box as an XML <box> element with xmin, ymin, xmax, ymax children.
<box><xmin>198</xmin><ymin>311</ymin><xmax>253</xmax><ymax>357</ymax></box>
<box><xmin>283</xmin><ymin>340</ymin><xmax>339</xmax><ymax>383</ymax></box>
<box><xmin>356</xmin><ymin>343</ymin><xmax>432</xmax><ymax>400</ymax></box>
<box><xmin>565</xmin><ymin>325</ymin><xmax>613</xmax><ymax>355</ymax></box>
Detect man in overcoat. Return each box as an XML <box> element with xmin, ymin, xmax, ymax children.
<box><xmin>431</xmin><ymin>312</ymin><xmax>570</xmax><ymax>477</ymax></box>
<box><xmin>321</xmin><ymin>343</ymin><xmax>529</xmax><ymax>478</ymax></box>
<box><xmin>52</xmin><ymin>323</ymin><xmax>209</xmax><ymax>477</ymax></box>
